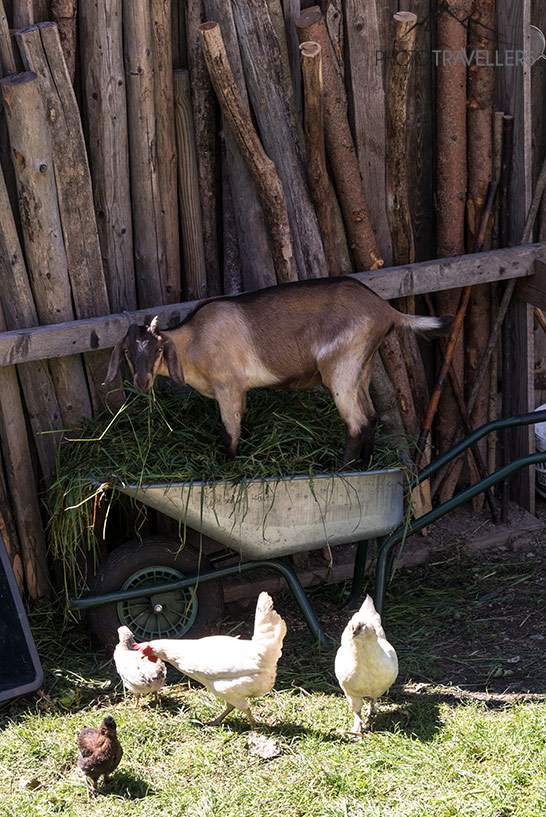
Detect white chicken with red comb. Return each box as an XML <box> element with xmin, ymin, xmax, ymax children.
<box><xmin>133</xmin><ymin>591</ymin><xmax>287</xmax><ymax>730</ymax></box>
<box><xmin>114</xmin><ymin>625</ymin><xmax>167</xmax><ymax>706</ymax></box>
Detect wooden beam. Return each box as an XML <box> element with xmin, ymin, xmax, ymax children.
<box><xmin>0</xmin><ymin>243</ymin><xmax>544</xmax><ymax>367</ymax></box>
<box><xmin>353</xmin><ymin>242</ymin><xmax>546</xmax><ymax>299</ymax></box>
<box><xmin>516</xmin><ymin>259</ymin><xmax>546</xmax><ymax>310</ymax></box>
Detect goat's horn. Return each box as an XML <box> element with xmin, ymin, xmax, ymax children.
<box><xmin>149</xmin><ymin>315</ymin><xmax>160</xmax><ymax>334</ymax></box>
<box><xmin>122</xmin><ymin>310</ymin><xmax>135</xmax><ymax>325</ymax></box>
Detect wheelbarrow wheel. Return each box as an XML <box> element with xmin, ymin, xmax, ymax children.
<box><xmin>87</xmin><ymin>536</ymin><xmax>224</xmax><ymax>648</ymax></box>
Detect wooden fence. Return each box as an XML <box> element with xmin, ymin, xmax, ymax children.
<box><xmin>0</xmin><ymin>0</ymin><xmax>543</xmax><ymax>602</ymax></box>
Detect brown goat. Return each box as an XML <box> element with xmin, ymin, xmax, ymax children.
<box><xmin>104</xmin><ymin>278</ymin><xmax>451</xmax><ymax>467</ymax></box>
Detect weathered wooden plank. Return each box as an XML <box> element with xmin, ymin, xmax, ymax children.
<box><xmin>173</xmin><ymin>69</ymin><xmax>207</xmax><ymax>301</ymax></box>
<box><xmin>0</xmin><ymin>70</ymin><xmax>92</xmax><ymax>429</ymax></box>
<box><xmin>79</xmin><ymin>0</ymin><xmax>137</xmax><ymax>313</ymax></box>
<box><xmin>0</xmin><ymin>304</ymin><xmax>49</xmax><ymax>600</ymax></box>
<box><xmin>0</xmin><ymin>0</ymin><xmax>17</xmax><ymax>75</ymax></box>
<box><xmin>123</xmin><ymin>0</ymin><xmax>167</xmax><ymax>308</ymax></box>
<box><xmin>405</xmin><ymin>0</ymin><xmax>433</xmax><ymax>262</ymax></box>
<box><xmin>0</xmin><ymin>243</ymin><xmax>544</xmax><ymax>367</ymax></box>
<box><xmin>151</xmin><ymin>0</ymin><xmax>181</xmax><ymax>304</ymax></box>
<box><xmin>185</xmin><ymin>0</ymin><xmax>220</xmax><ymax>296</ymax></box>
<box><xmin>345</xmin><ymin>0</ymin><xmax>392</xmax><ymax>265</ymax></box>
<box><xmin>51</xmin><ymin>0</ymin><xmax>77</xmax><ymax>82</ymax></box>
<box><xmin>0</xmin><ymin>160</ymin><xmax>63</xmax><ymax>474</ymax></box>
<box><xmin>16</xmin><ymin>22</ymin><xmax>115</xmax><ymax>412</ymax></box>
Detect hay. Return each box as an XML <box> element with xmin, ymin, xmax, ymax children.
<box><xmin>47</xmin><ymin>385</ymin><xmax>410</xmax><ymax>597</ymax></box>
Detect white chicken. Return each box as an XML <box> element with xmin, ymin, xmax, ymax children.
<box><xmin>334</xmin><ymin>595</ymin><xmax>398</xmax><ymax>735</ymax></box>
<box><xmin>113</xmin><ymin>625</ymin><xmax>167</xmax><ymax>706</ymax></box>
<box><xmin>133</xmin><ymin>592</ymin><xmax>287</xmax><ymax>729</ymax></box>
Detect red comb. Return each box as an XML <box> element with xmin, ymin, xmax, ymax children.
<box><xmin>133</xmin><ymin>642</ymin><xmax>158</xmax><ymax>662</ymax></box>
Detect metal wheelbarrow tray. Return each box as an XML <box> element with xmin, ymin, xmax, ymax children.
<box><xmin>116</xmin><ymin>468</ymin><xmax>404</xmax><ymax>559</ymax></box>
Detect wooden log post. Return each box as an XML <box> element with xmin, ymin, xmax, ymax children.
<box><xmin>466</xmin><ymin>0</ymin><xmax>496</xmax><ymax>483</ymax></box>
<box><xmin>281</xmin><ymin>0</ymin><xmax>302</xmax><ymax>115</ymax></box>
<box><xmin>221</xmin><ymin>135</ymin><xmax>243</xmax><ymax>295</ymax></box>
<box><xmin>0</xmin><ymin>71</ymin><xmax>92</xmax><ymax>433</ymax></box>
<box><xmin>324</xmin><ymin>0</ymin><xmax>344</xmax><ymax>80</ymax></box>
<box><xmin>0</xmin><ymin>300</ymin><xmax>49</xmax><ymax>600</ymax></box>
<box><xmin>295</xmin><ymin>7</ymin><xmax>383</xmax><ymax>272</ymax></box>
<box><xmin>0</xmin><ymin>457</ymin><xmax>24</xmax><ymax>595</ymax></box>
<box><xmin>198</xmin><ymin>22</ymin><xmax>298</xmax><ymax>285</ymax></box>
<box><xmin>17</xmin><ymin>22</ymin><xmax>118</xmax><ymax>413</ymax></box>
<box><xmin>345</xmin><ymin>0</ymin><xmax>392</xmax><ymax>265</ymax></box>
<box><xmin>386</xmin><ymin>12</ymin><xmax>417</xmax><ymax>267</ymax></box>
<box><xmin>185</xmin><ymin>0</ymin><xmax>220</xmax><ymax>296</ymax></box>
<box><xmin>173</xmin><ymin>69</ymin><xmax>208</xmax><ymax>301</ymax></box>
<box><xmin>232</xmin><ymin>0</ymin><xmax>327</xmax><ymax>280</ymax></box>
<box><xmin>123</xmin><ymin>0</ymin><xmax>167</xmax><ymax>308</ymax></box>
<box><xmin>12</xmin><ymin>1</ymin><xmax>33</xmax><ymax>27</ymax></box>
<box><xmin>0</xmin><ymin>162</ymin><xmax>63</xmax><ymax>476</ymax></box>
<box><xmin>497</xmin><ymin>0</ymin><xmax>534</xmax><ymax>511</ymax></box>
<box><xmin>299</xmin><ymin>41</ymin><xmax>339</xmax><ymax>276</ymax></box>
<box><xmin>203</xmin><ymin>0</ymin><xmax>277</xmax><ymax>292</ymax></box>
<box><xmin>51</xmin><ymin>0</ymin><xmax>77</xmax><ymax>83</ymax></box>
<box><xmin>267</xmin><ymin>0</ymin><xmax>304</xmax><ymax>143</ymax></box>
<box><xmin>434</xmin><ymin>1</ymin><xmax>471</xmax><ymax>496</ymax></box>
<box><xmin>385</xmin><ymin>12</ymin><xmax>429</xmax><ymax>417</ymax></box>
<box><xmin>79</xmin><ymin>0</ymin><xmax>137</xmax><ymax>314</ymax></box>
<box><xmin>0</xmin><ymin>1</ymin><xmax>18</xmax><ymax>75</ymax></box>
<box><xmin>151</xmin><ymin>0</ymin><xmax>181</xmax><ymax>304</ymax></box>
<box><xmin>406</xmin><ymin>0</ymin><xmax>434</xmax><ymax>262</ymax></box>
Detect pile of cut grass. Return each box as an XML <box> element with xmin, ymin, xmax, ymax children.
<box><xmin>47</xmin><ymin>385</ymin><xmax>410</xmax><ymax>597</ymax></box>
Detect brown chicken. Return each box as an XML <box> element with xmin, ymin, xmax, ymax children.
<box><xmin>77</xmin><ymin>715</ymin><xmax>123</xmax><ymax>796</ymax></box>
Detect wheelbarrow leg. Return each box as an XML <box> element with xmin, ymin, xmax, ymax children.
<box><xmin>345</xmin><ymin>539</ymin><xmax>370</xmax><ymax>609</ymax></box>
<box><xmin>270</xmin><ymin>559</ymin><xmax>331</xmax><ymax>646</ymax></box>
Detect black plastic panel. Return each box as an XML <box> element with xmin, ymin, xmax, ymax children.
<box><xmin>0</xmin><ymin>535</ymin><xmax>43</xmax><ymax>702</ymax></box>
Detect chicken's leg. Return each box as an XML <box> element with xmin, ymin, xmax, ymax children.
<box><xmin>206</xmin><ymin>704</ymin><xmax>234</xmax><ymax>726</ymax></box>
<box><xmin>206</xmin><ymin>702</ymin><xmax>256</xmax><ymax>730</ymax></box>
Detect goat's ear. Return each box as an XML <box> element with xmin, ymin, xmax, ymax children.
<box><xmin>103</xmin><ymin>337</ymin><xmax>126</xmax><ymax>384</ymax></box>
<box><xmin>162</xmin><ymin>337</ymin><xmax>185</xmax><ymax>386</ymax></box>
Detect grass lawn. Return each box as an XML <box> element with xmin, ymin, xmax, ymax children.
<box><xmin>1</xmin><ymin>542</ymin><xmax>546</xmax><ymax>817</ymax></box>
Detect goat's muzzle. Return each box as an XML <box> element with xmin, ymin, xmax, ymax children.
<box><xmin>134</xmin><ymin>374</ymin><xmax>154</xmax><ymax>394</ymax></box>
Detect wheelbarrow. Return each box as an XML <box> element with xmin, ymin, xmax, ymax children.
<box><xmin>71</xmin><ymin>411</ymin><xmax>546</xmax><ymax>645</ymax></box>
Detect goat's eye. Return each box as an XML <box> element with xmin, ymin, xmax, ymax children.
<box><xmin>123</xmin><ymin>349</ymin><xmax>129</xmax><ymax>358</ymax></box>
<box><xmin>157</xmin><ymin>346</ymin><xmax>164</xmax><ymax>355</ymax></box>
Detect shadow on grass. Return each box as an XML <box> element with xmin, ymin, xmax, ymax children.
<box><xmin>101</xmin><ymin>769</ymin><xmax>155</xmax><ymax>799</ymax></box>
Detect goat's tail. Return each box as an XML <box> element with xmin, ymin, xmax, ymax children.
<box><xmin>398</xmin><ymin>313</ymin><xmax>453</xmax><ymax>338</ymax></box>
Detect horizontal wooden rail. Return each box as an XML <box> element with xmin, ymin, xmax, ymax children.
<box><xmin>0</xmin><ymin>242</ymin><xmax>544</xmax><ymax>367</ymax></box>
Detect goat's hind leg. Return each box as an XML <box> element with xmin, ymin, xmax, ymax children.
<box><xmin>322</xmin><ymin>360</ymin><xmax>377</xmax><ymax>470</ymax></box>
<box><xmin>215</xmin><ymin>386</ymin><xmax>246</xmax><ymax>459</ymax></box>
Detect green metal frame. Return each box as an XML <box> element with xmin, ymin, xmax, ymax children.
<box><xmin>72</xmin><ymin>557</ymin><xmax>331</xmax><ymax>645</ymax></box>
<box><xmin>373</xmin><ymin>409</ymin><xmax>546</xmax><ymax>618</ymax></box>
<box><xmin>72</xmin><ymin>410</ymin><xmax>546</xmax><ymax>644</ymax></box>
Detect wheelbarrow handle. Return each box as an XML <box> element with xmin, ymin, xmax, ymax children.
<box><xmin>411</xmin><ymin>409</ymin><xmax>546</xmax><ymax>488</ymax></box>
<box><xmin>375</xmin><ymin>447</ymin><xmax>546</xmax><ymax>619</ymax></box>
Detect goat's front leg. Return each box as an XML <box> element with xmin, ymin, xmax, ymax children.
<box><xmin>215</xmin><ymin>386</ymin><xmax>246</xmax><ymax>458</ymax></box>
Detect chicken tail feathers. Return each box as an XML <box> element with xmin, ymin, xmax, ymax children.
<box><xmin>252</xmin><ymin>592</ymin><xmax>287</xmax><ymax>658</ymax></box>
